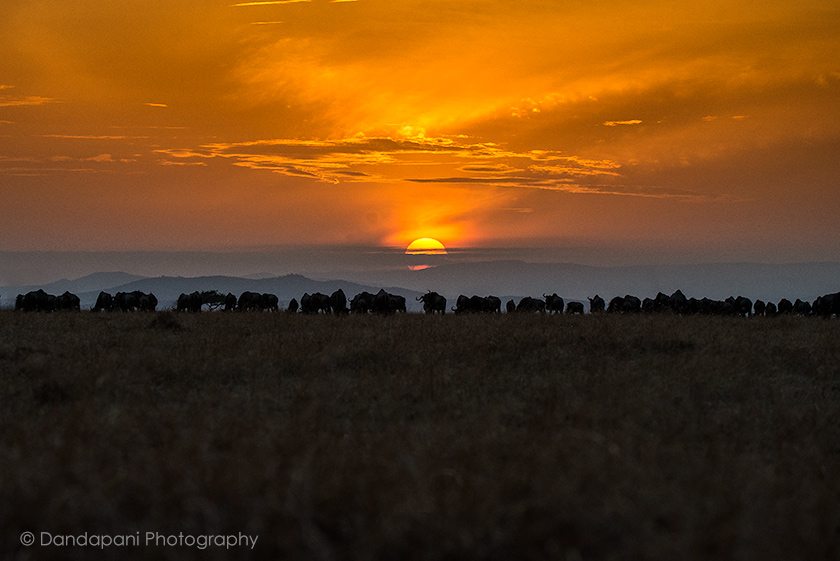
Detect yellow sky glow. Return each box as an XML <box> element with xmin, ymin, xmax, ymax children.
<box><xmin>0</xmin><ymin>1</ymin><xmax>838</xmax><ymax>258</ymax></box>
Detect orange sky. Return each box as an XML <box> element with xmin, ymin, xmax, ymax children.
<box><xmin>1</xmin><ymin>0</ymin><xmax>839</xmax><ymax>259</ymax></box>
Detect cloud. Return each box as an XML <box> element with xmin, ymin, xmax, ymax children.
<box><xmin>42</xmin><ymin>134</ymin><xmax>149</xmax><ymax>140</ymax></box>
<box><xmin>0</xmin><ymin>153</ymin><xmax>138</xmax><ymax>178</ymax></box>
<box><xmin>459</xmin><ymin>164</ymin><xmax>519</xmax><ymax>173</ymax></box>
<box><xmin>0</xmin><ymin>166</ymin><xmax>106</xmax><ymax>176</ymax></box>
<box><xmin>232</xmin><ymin>0</ymin><xmax>309</xmax><ymax>5</ymax></box>
<box><xmin>406</xmin><ymin>176</ymin><xmax>718</xmax><ymax>201</ymax></box>
<box><xmin>603</xmin><ymin>120</ymin><xmax>643</xmax><ymax>127</ymax></box>
<box><xmin>156</xmin><ymin>134</ymin><xmax>635</xmax><ymax>195</ymax></box>
<box><xmin>0</xmin><ymin>95</ymin><xmax>56</xmax><ymax>107</ymax></box>
<box><xmin>143</xmin><ymin>102</ymin><xmax>168</xmax><ymax>108</ymax></box>
<box><xmin>158</xmin><ymin>160</ymin><xmax>208</xmax><ymax>167</ymax></box>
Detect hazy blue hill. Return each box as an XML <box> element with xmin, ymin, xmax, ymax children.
<box><xmin>1</xmin><ymin>272</ymin><xmax>147</xmax><ymax>301</ymax></box>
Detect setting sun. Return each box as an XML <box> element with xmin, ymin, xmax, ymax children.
<box><xmin>405</xmin><ymin>238</ymin><xmax>448</xmax><ymax>255</ymax></box>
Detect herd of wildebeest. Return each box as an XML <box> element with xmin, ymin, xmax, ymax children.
<box><xmin>6</xmin><ymin>287</ymin><xmax>840</xmax><ymax>318</ymax></box>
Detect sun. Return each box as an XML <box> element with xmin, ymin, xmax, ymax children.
<box><xmin>405</xmin><ymin>237</ymin><xmax>448</xmax><ymax>255</ymax></box>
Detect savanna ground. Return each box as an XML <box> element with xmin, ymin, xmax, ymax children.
<box><xmin>1</xmin><ymin>310</ymin><xmax>840</xmax><ymax>560</ymax></box>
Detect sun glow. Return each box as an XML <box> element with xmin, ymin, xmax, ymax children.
<box><xmin>405</xmin><ymin>238</ymin><xmax>448</xmax><ymax>255</ymax></box>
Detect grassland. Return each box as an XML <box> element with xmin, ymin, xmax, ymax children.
<box><xmin>2</xmin><ymin>311</ymin><xmax>840</xmax><ymax>560</ymax></box>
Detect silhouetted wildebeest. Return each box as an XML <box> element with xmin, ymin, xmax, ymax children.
<box><xmin>300</xmin><ymin>292</ymin><xmax>312</xmax><ymax>313</ymax></box>
<box><xmin>544</xmin><ymin>293</ymin><xmax>564</xmax><ymax>315</ymax></box>
<box><xmin>686</xmin><ymin>297</ymin><xmax>701</xmax><ymax>315</ymax></box>
<box><xmin>177</xmin><ymin>291</ymin><xmax>202</xmax><ymax>313</ymax></box>
<box><xmin>329</xmin><ymin>289</ymin><xmax>348</xmax><ymax>314</ymax></box>
<box><xmin>55</xmin><ymin>291</ymin><xmax>81</xmax><ymax>311</ymax></box>
<box><xmin>765</xmin><ymin>301</ymin><xmax>778</xmax><ymax>316</ymax></box>
<box><xmin>139</xmin><ymin>292</ymin><xmax>158</xmax><ymax>312</ymax></box>
<box><xmin>754</xmin><ymin>299</ymin><xmax>766</xmax><ymax>316</ymax></box>
<box><xmin>177</xmin><ymin>291</ymin><xmax>224</xmax><ymax>312</ymax></box>
<box><xmin>468</xmin><ymin>295</ymin><xmax>485</xmax><ymax>313</ymax></box>
<box><xmin>608</xmin><ymin>295</ymin><xmax>641</xmax><ymax>314</ymax></box>
<box><xmin>350</xmin><ymin>291</ymin><xmax>374</xmax><ymax>314</ymax></box>
<box><xmin>607</xmin><ymin>296</ymin><xmax>625</xmax><ymax>313</ymax></box>
<box><xmin>777</xmin><ymin>298</ymin><xmax>793</xmax><ymax>315</ymax></box>
<box><xmin>698</xmin><ymin>297</ymin><xmax>722</xmax><ymax>315</ymax></box>
<box><xmin>813</xmin><ymin>292</ymin><xmax>840</xmax><ymax>318</ymax></box>
<box><xmin>16</xmin><ymin>289</ymin><xmax>55</xmax><ymax>312</ymax></box>
<box><xmin>516</xmin><ymin>297</ymin><xmax>546</xmax><ymax>313</ymax></box>
<box><xmin>313</xmin><ymin>292</ymin><xmax>331</xmax><ymax>313</ymax></box>
<box><xmin>261</xmin><ymin>293</ymin><xmax>279</xmax><ymax>311</ymax></box>
<box><xmin>114</xmin><ymin>291</ymin><xmax>154</xmax><ymax>312</ymax></box>
<box><xmin>642</xmin><ymin>298</ymin><xmax>656</xmax><ymax>314</ymax></box>
<box><xmin>670</xmin><ymin>290</ymin><xmax>688</xmax><ymax>314</ymax></box>
<box><xmin>505</xmin><ymin>299</ymin><xmax>516</xmax><ymax>313</ymax></box>
<box><xmin>728</xmin><ymin>296</ymin><xmax>752</xmax><ymax>317</ymax></box>
<box><xmin>300</xmin><ymin>292</ymin><xmax>330</xmax><ymax>314</ymax></box>
<box><xmin>92</xmin><ymin>291</ymin><xmax>114</xmax><ymax>312</ymax></box>
<box><xmin>453</xmin><ymin>295</ymin><xmax>471</xmax><ymax>314</ymax></box>
<box><xmin>589</xmin><ymin>295</ymin><xmax>605</xmax><ymax>314</ymax></box>
<box><xmin>372</xmin><ymin>289</ymin><xmax>405</xmax><ymax>314</ymax></box>
<box><xmin>287</xmin><ymin>298</ymin><xmax>299</xmax><ymax>313</ymax></box>
<box><xmin>793</xmin><ymin>299</ymin><xmax>812</xmax><ymax>316</ymax></box>
<box><xmin>623</xmin><ymin>295</ymin><xmax>642</xmax><ymax>313</ymax></box>
<box><xmin>389</xmin><ymin>293</ymin><xmax>407</xmax><ymax>314</ymax></box>
<box><xmin>114</xmin><ymin>291</ymin><xmax>133</xmax><ymax>312</ymax></box>
<box><xmin>566</xmin><ymin>301</ymin><xmax>584</xmax><ymax>314</ymax></box>
<box><xmin>237</xmin><ymin>291</ymin><xmax>263</xmax><ymax>312</ymax></box>
<box><xmin>417</xmin><ymin>291</ymin><xmax>446</xmax><ymax>314</ymax></box>
<box><xmin>650</xmin><ymin>292</ymin><xmax>672</xmax><ymax>313</ymax></box>
<box><xmin>453</xmin><ymin>295</ymin><xmax>500</xmax><ymax>314</ymax></box>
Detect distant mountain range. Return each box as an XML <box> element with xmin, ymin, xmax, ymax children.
<box><xmin>0</xmin><ymin>273</ymin><xmax>427</xmax><ymax>311</ymax></box>
<box><xmin>2</xmin><ymin>261</ymin><xmax>839</xmax><ymax>311</ymax></box>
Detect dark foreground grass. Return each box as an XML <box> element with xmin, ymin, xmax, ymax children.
<box><xmin>2</xmin><ymin>311</ymin><xmax>840</xmax><ymax>560</ymax></box>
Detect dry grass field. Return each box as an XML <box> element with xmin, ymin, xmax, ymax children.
<box><xmin>2</xmin><ymin>311</ymin><xmax>840</xmax><ymax>560</ymax></box>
